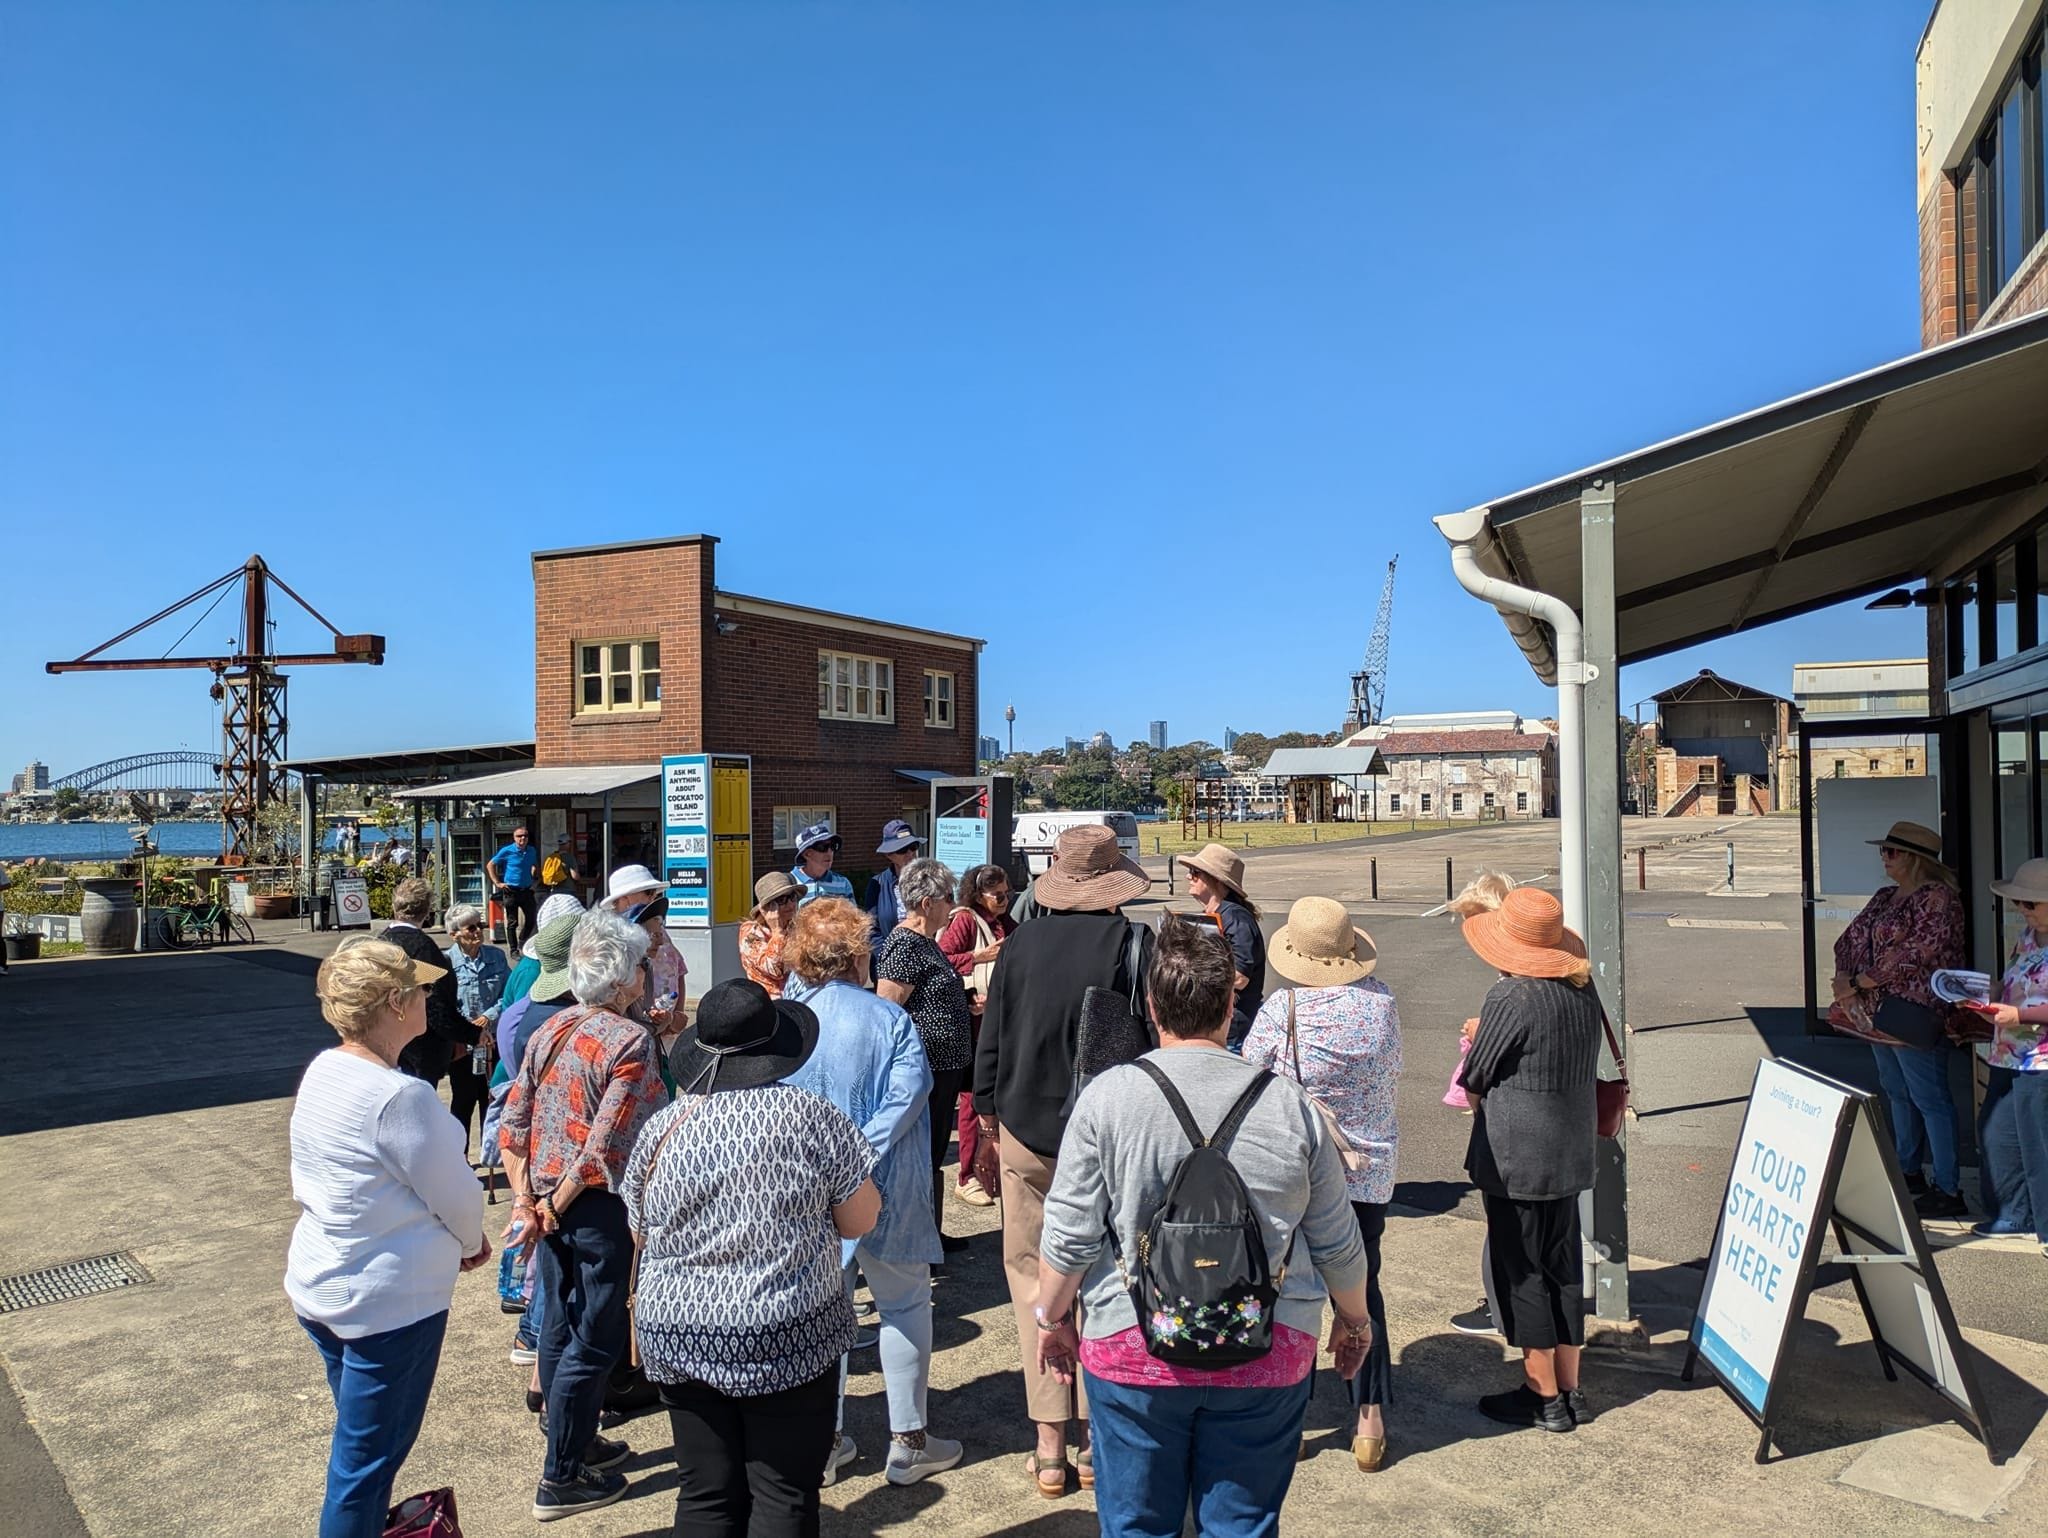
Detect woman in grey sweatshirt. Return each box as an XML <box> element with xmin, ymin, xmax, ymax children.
<box><xmin>1033</xmin><ymin>917</ymin><xmax>1373</xmax><ymax>1535</ymax></box>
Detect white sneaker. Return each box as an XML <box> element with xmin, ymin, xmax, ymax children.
<box><xmin>954</xmin><ymin>1177</ymin><xmax>996</xmax><ymax>1207</ymax></box>
<box><xmin>508</xmin><ymin>1342</ymin><xmax>538</xmax><ymax>1366</ymax></box>
<box><xmin>822</xmin><ymin>1434</ymin><xmax>856</xmax><ymax>1487</ymax></box>
<box><xmin>886</xmin><ymin>1434</ymin><xmax>963</xmax><ymax>1485</ymax></box>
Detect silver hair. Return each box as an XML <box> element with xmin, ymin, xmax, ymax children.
<box><xmin>566</xmin><ymin>907</ymin><xmax>651</xmax><ymax>1006</ymax></box>
<box><xmin>391</xmin><ymin>876</ymin><xmax>434</xmax><ymax>923</ymax></box>
<box><xmin>443</xmin><ymin>903</ymin><xmax>487</xmax><ymax>934</ymax></box>
<box><xmin>896</xmin><ymin>857</ymin><xmax>957</xmax><ymax>912</ymax></box>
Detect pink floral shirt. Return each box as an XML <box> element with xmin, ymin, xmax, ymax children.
<box><xmin>1987</xmin><ymin>927</ymin><xmax>2048</xmax><ymax>1073</ymax></box>
<box><xmin>1079</xmin><ymin>1322</ymin><xmax>1316</xmax><ymax>1388</ymax></box>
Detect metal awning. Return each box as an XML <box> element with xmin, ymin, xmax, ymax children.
<box><xmin>1454</xmin><ymin>309</ymin><xmax>2048</xmax><ymax>681</ymax></box>
<box><xmin>392</xmin><ymin>764</ymin><xmax>655</xmax><ymax>801</ymax></box>
<box><xmin>894</xmin><ymin>768</ymin><xmax>955</xmax><ymax>785</ymax></box>
<box><xmin>1257</xmin><ymin>747</ymin><xmax>1388</xmax><ymax>778</ymax></box>
<box><xmin>278</xmin><ymin>741</ymin><xmax>535</xmax><ymax>785</ymax></box>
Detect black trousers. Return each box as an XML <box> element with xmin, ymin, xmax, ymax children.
<box><xmin>1482</xmin><ymin>1193</ymin><xmax>1585</xmax><ymax>1350</ymax></box>
<box><xmin>446</xmin><ymin>1053</ymin><xmax>489</xmax><ymax>1154</ymax></box>
<box><xmin>502</xmin><ymin>885</ymin><xmax>539</xmax><ymax>951</ymax></box>
<box><xmin>1345</xmin><ymin>1201</ymin><xmax>1393</xmax><ymax>1409</ymax></box>
<box><xmin>662</xmin><ymin>1367</ymin><xmax>838</xmax><ymax>1538</ymax></box>
<box><xmin>927</xmin><ymin>1067</ymin><xmax>966</xmax><ymax>1231</ymax></box>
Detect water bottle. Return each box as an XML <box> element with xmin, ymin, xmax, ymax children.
<box><xmin>497</xmin><ymin>1238</ymin><xmax>528</xmax><ymax>1307</ymax></box>
<box><xmin>471</xmin><ymin>1038</ymin><xmax>490</xmax><ymax>1076</ymax></box>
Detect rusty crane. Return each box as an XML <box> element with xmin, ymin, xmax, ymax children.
<box><xmin>47</xmin><ymin>555</ymin><xmax>385</xmax><ymax>864</ymax></box>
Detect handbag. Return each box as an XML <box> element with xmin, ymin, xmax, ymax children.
<box><xmin>962</xmin><ymin>906</ymin><xmax>1000</xmax><ymax>999</ymax></box>
<box><xmin>1063</xmin><ymin>921</ymin><xmax>1157</xmax><ymax>1120</ymax></box>
<box><xmin>384</xmin><ymin>1489</ymin><xmax>461</xmax><ymax>1537</ymax></box>
<box><xmin>1595</xmin><ymin>1015</ymin><xmax>1630</xmax><ymax>1140</ymax></box>
<box><xmin>1279</xmin><ymin>991</ymin><xmax>1367</xmax><ymax>1173</ymax></box>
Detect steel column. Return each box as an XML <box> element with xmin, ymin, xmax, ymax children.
<box><xmin>1580</xmin><ymin>480</ymin><xmax>1631</xmax><ymax>1321</ymax></box>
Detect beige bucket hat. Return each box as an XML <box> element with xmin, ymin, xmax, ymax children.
<box><xmin>1180</xmin><ymin>843</ymin><xmax>1249</xmax><ymax>902</ymax></box>
<box><xmin>1033</xmin><ymin>825</ymin><xmax>1152</xmax><ymax>912</ymax></box>
<box><xmin>1269</xmin><ymin>896</ymin><xmax>1376</xmax><ymax>986</ymax></box>
<box><xmin>1991</xmin><ymin>857</ymin><xmax>2048</xmax><ymax>905</ymax></box>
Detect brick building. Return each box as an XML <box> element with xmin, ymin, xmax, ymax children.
<box><xmin>529</xmin><ymin>535</ymin><xmax>983</xmax><ymax>883</ymax></box>
<box><xmin>1642</xmin><ymin>670</ymin><xmax>1795</xmax><ymax>816</ymax></box>
<box><xmin>1344</xmin><ymin>711</ymin><xmax>1556</xmax><ymax>820</ymax></box>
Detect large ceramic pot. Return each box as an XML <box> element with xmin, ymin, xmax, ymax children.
<box><xmin>250</xmin><ymin>893</ymin><xmax>295</xmax><ymax>921</ymax></box>
<box><xmin>79</xmin><ymin>878</ymin><xmax>139</xmax><ymax>954</ymax></box>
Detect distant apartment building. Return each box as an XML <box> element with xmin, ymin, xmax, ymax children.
<box><xmin>977</xmin><ymin>734</ymin><xmax>1003</xmax><ymax>763</ymax></box>
<box><xmin>1150</xmin><ymin>720</ymin><xmax>1168</xmax><ymax>750</ymax></box>
<box><xmin>1222</xmin><ymin>727</ymin><xmax>1241</xmax><ymax>751</ymax></box>
<box><xmin>1343</xmin><ymin>710</ymin><xmax>1556</xmax><ymax>820</ymax></box>
<box><xmin>11</xmin><ymin>760</ymin><xmax>52</xmax><ymax>797</ymax></box>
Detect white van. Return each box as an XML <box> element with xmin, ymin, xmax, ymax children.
<box><xmin>1011</xmin><ymin>811</ymin><xmax>1143</xmax><ymax>876</ymax></box>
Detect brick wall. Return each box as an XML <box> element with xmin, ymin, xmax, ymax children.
<box><xmin>703</xmin><ymin>600</ymin><xmax>978</xmax><ymax>879</ymax></box>
<box><xmin>532</xmin><ymin>538</ymin><xmax>713</xmax><ymax>767</ymax></box>
<box><xmin>1920</xmin><ymin>177</ymin><xmax>1960</xmax><ymax>348</ymax></box>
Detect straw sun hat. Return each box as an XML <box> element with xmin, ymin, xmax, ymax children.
<box><xmin>1032</xmin><ymin>825</ymin><xmax>1152</xmax><ymax>911</ymax></box>
<box><xmin>1180</xmin><ymin>843</ymin><xmax>1249</xmax><ymax>902</ymax></box>
<box><xmin>1269</xmin><ymin>896</ymin><xmax>1376</xmax><ymax>986</ymax></box>
<box><xmin>1991</xmin><ymin>857</ymin><xmax>2048</xmax><ymax>905</ymax></box>
<box><xmin>1460</xmin><ymin>887</ymin><xmax>1587</xmax><ymax>979</ymax></box>
<box><xmin>1868</xmin><ymin>820</ymin><xmax>1960</xmax><ymax>888</ymax></box>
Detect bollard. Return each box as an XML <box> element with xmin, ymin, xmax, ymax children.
<box><xmin>1166</xmin><ymin>855</ymin><xmax>1175</xmax><ymax>895</ymax></box>
<box><xmin>1445</xmin><ymin>858</ymin><xmax>1454</xmax><ymax>902</ymax></box>
<box><xmin>1637</xmin><ymin>846</ymin><xmax>1646</xmax><ymax>891</ymax></box>
<box><xmin>1370</xmin><ymin>858</ymin><xmax>1379</xmax><ymax>901</ymax></box>
<box><xmin>1726</xmin><ymin>841</ymin><xmax>1736</xmax><ymax>891</ymax></box>
<box><xmin>1153</xmin><ymin>835</ymin><xmax>1161</xmax><ymax>855</ymax></box>
<box><xmin>1242</xmin><ymin>830</ymin><xmax>1250</xmax><ymax>849</ymax></box>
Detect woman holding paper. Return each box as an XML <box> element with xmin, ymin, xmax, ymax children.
<box><xmin>1974</xmin><ymin>859</ymin><xmax>2048</xmax><ymax>1248</ymax></box>
<box><xmin>1829</xmin><ymin>822</ymin><xmax>1968</xmax><ymax>1220</ymax></box>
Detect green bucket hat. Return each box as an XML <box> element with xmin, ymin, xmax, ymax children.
<box><xmin>531</xmin><ymin>911</ymin><xmax>582</xmax><ymax>1003</ymax></box>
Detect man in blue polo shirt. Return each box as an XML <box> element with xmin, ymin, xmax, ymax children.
<box><xmin>487</xmin><ymin>825</ymin><xmax>541</xmax><ymax>951</ymax></box>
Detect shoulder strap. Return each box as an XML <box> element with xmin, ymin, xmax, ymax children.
<box><xmin>1601</xmin><ymin>1012</ymin><xmax>1626</xmax><ymax>1072</ymax></box>
<box><xmin>1133</xmin><ymin>1058</ymin><xmax>1207</xmax><ymax>1149</ymax></box>
<box><xmin>1211</xmin><ymin>1069</ymin><xmax>1275</xmax><ymax>1154</ymax></box>
<box><xmin>1286</xmin><ymin>990</ymin><xmax>1304</xmax><ymax>1084</ymax></box>
<box><xmin>633</xmin><ymin>1093</ymin><xmax>710</xmax><ymax>1235</ymax></box>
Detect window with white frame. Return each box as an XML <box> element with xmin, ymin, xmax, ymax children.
<box><xmin>818</xmin><ymin>651</ymin><xmax>894</xmax><ymax>723</ymax></box>
<box><xmin>1420</xmin><ymin>792</ymin><xmax>1433</xmax><ymax>813</ymax></box>
<box><xmin>923</xmin><ymin>669</ymin><xmax>956</xmax><ymax>729</ymax></box>
<box><xmin>1451</xmin><ymin>791</ymin><xmax>1465</xmax><ymax>813</ymax></box>
<box><xmin>772</xmin><ymin>806</ymin><xmax>836</xmax><ymax>849</ymax></box>
<box><xmin>1389</xmin><ymin>793</ymin><xmax>1401</xmax><ymax>814</ymax></box>
<box><xmin>1516</xmin><ymin>790</ymin><xmax>1528</xmax><ymax>812</ymax></box>
<box><xmin>575</xmin><ymin>639</ymin><xmax>660</xmax><ymax>715</ymax></box>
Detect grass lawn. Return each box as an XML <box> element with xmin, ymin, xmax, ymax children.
<box><xmin>1134</xmin><ymin>820</ymin><xmax>1457</xmax><ymax>858</ymax></box>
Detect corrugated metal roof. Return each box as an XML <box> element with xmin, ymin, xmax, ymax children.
<box><xmin>393</xmin><ymin>764</ymin><xmax>655</xmax><ymax>800</ymax></box>
<box><xmin>1257</xmin><ymin>747</ymin><xmax>1388</xmax><ymax>778</ymax></box>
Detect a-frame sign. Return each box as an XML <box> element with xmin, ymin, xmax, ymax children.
<box><xmin>1684</xmin><ymin>1059</ymin><xmax>1995</xmax><ymax>1464</ymax></box>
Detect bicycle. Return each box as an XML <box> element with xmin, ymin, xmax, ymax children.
<box><xmin>156</xmin><ymin>883</ymin><xmax>256</xmax><ymax>949</ymax></box>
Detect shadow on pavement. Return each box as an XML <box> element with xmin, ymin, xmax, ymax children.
<box><xmin>0</xmin><ymin>947</ymin><xmax>329</xmax><ymax>1136</ymax></box>
<box><xmin>1391</xmin><ymin>1179</ymin><xmax>1477</xmax><ymax>1216</ymax></box>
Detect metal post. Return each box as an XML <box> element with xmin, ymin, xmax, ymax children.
<box><xmin>1580</xmin><ymin>480</ymin><xmax>1631</xmax><ymax>1322</ymax></box>
<box><xmin>1445</xmin><ymin>858</ymin><xmax>1454</xmax><ymax>902</ymax></box>
<box><xmin>1637</xmin><ymin>845</ymin><xmax>1646</xmax><ymax>891</ymax></box>
<box><xmin>1370</xmin><ymin>858</ymin><xmax>1378</xmax><ymax>901</ymax></box>
<box><xmin>1726</xmin><ymin>841</ymin><xmax>1736</xmax><ymax>891</ymax></box>
<box><xmin>602</xmin><ymin>789</ymin><xmax>615</xmax><ymax>878</ymax></box>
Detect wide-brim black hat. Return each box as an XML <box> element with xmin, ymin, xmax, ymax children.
<box><xmin>670</xmin><ymin>978</ymin><xmax>819</xmax><ymax>1093</ymax></box>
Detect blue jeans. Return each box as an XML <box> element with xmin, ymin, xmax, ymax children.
<box><xmin>1870</xmin><ymin>1044</ymin><xmax>1958</xmax><ymax>1194</ymax></box>
<box><xmin>1981</xmin><ymin>1068</ymin><xmax>2048</xmax><ymax>1240</ymax></box>
<box><xmin>537</xmin><ymin>1190</ymin><xmax>633</xmax><ymax>1483</ymax></box>
<box><xmin>299</xmin><ymin>1310</ymin><xmax>448</xmax><ymax>1538</ymax></box>
<box><xmin>1085</xmin><ymin>1369</ymin><xmax>1311</xmax><ymax>1538</ymax></box>
<box><xmin>516</xmin><ymin>1246</ymin><xmax>548</xmax><ymax>1350</ymax></box>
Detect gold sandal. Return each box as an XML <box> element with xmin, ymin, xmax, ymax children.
<box><xmin>1024</xmin><ymin>1452</ymin><xmax>1071</xmax><ymax>1498</ymax></box>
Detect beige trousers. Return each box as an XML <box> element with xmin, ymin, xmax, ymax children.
<box><xmin>998</xmin><ymin>1124</ymin><xmax>1088</xmax><ymax>1425</ymax></box>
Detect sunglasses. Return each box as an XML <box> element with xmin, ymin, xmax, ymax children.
<box><xmin>766</xmin><ymin>893</ymin><xmax>800</xmax><ymax>909</ymax></box>
<box><xmin>455</xmin><ymin>922</ymin><xmax>485</xmax><ymax>932</ymax></box>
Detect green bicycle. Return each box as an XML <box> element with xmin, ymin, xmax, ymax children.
<box><xmin>156</xmin><ymin>882</ymin><xmax>256</xmax><ymax>949</ymax></box>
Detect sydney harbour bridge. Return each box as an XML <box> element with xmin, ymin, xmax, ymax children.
<box><xmin>50</xmin><ymin>752</ymin><xmax>224</xmax><ymax>794</ymax></box>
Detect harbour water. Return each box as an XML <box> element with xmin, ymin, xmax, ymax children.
<box><xmin>0</xmin><ymin>822</ymin><xmax>430</xmax><ymax>863</ymax></box>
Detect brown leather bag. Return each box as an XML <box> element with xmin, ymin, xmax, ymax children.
<box><xmin>1595</xmin><ymin>1015</ymin><xmax>1630</xmax><ymax>1139</ymax></box>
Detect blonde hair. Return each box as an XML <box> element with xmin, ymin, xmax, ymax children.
<box><xmin>785</xmin><ymin>898</ymin><xmax>874</xmax><ymax>985</ymax></box>
<box><xmin>315</xmin><ymin>936</ymin><xmax>423</xmax><ymax>1042</ymax></box>
<box><xmin>1446</xmin><ymin>869</ymin><xmax>1516</xmax><ymax>918</ymax></box>
<box><xmin>1892</xmin><ymin>851</ymin><xmax>1960</xmax><ymax>891</ymax></box>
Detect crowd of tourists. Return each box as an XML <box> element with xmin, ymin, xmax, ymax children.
<box><xmin>284</xmin><ymin>819</ymin><xmax>1622</xmax><ymax>1537</ymax></box>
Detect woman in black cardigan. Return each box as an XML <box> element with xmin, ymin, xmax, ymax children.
<box><xmin>1456</xmin><ymin>887</ymin><xmax>1602</xmax><ymax>1436</ymax></box>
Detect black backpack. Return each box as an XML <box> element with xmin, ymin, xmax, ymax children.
<box><xmin>1109</xmin><ymin>1060</ymin><xmax>1284</xmax><ymax>1366</ymax></box>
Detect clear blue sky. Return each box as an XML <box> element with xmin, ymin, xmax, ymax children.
<box><xmin>2</xmin><ymin>0</ymin><xmax>1934</xmax><ymax>773</ymax></box>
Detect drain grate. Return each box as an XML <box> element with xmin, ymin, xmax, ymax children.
<box><xmin>0</xmin><ymin>1252</ymin><xmax>153</xmax><ymax>1314</ymax></box>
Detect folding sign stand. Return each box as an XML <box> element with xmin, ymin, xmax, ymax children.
<box><xmin>1683</xmin><ymin>1059</ymin><xmax>1995</xmax><ymax>1464</ymax></box>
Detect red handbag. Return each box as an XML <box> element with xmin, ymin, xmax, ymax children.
<box><xmin>386</xmin><ymin>1489</ymin><xmax>461</xmax><ymax>1537</ymax></box>
<box><xmin>1595</xmin><ymin>1016</ymin><xmax>1630</xmax><ymax>1139</ymax></box>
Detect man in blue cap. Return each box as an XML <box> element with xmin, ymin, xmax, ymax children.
<box><xmin>865</xmin><ymin>819</ymin><xmax>925</xmax><ymax>960</ymax></box>
<box><xmin>791</xmin><ymin>821</ymin><xmax>855</xmax><ymax>908</ymax></box>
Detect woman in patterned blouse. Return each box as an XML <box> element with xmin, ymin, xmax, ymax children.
<box><xmin>1831</xmin><ymin>821</ymin><xmax>1968</xmax><ymax>1218</ymax></box>
<box><xmin>1242</xmin><ymin>896</ymin><xmax>1401</xmax><ymax>1472</ymax></box>
<box><xmin>875</xmin><ymin>858</ymin><xmax>975</xmax><ymax>1255</ymax></box>
<box><xmin>739</xmin><ymin>871</ymin><xmax>804</xmax><ymax>998</ymax></box>
<box><xmin>624</xmin><ymin>978</ymin><xmax>880</xmax><ymax>1538</ymax></box>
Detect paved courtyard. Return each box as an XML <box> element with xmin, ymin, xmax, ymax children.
<box><xmin>2</xmin><ymin>815</ymin><xmax>2045</xmax><ymax>1533</ymax></box>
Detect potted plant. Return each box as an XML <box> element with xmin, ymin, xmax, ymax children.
<box><xmin>249</xmin><ymin>875</ymin><xmax>297</xmax><ymax>921</ymax></box>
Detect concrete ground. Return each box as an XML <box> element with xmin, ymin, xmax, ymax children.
<box><xmin>2</xmin><ymin>816</ymin><xmax>2045</xmax><ymax>1534</ymax></box>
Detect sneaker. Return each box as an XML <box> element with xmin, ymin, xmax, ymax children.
<box><xmin>851</xmin><ymin>1326</ymin><xmax>879</xmax><ymax>1350</ymax></box>
<box><xmin>582</xmin><ymin>1434</ymin><xmax>629</xmax><ymax>1472</ymax></box>
<box><xmin>1971</xmin><ymin>1216</ymin><xmax>2032</xmax><ymax>1238</ymax></box>
<box><xmin>955</xmin><ymin>1178</ymin><xmax>996</xmax><ymax>1207</ymax></box>
<box><xmin>1449</xmin><ymin>1301</ymin><xmax>1498</xmax><ymax>1336</ymax></box>
<box><xmin>854</xmin><ymin>1297</ymin><xmax>878</xmax><ymax>1321</ymax></box>
<box><xmin>1914</xmin><ymin>1188</ymin><xmax>1970</xmax><ymax>1221</ymax></box>
<box><xmin>509</xmin><ymin>1342</ymin><xmax>538</xmax><ymax>1366</ymax></box>
<box><xmin>886</xmin><ymin>1434</ymin><xmax>964</xmax><ymax>1485</ymax></box>
<box><xmin>822</xmin><ymin>1433</ymin><xmax>856</xmax><ymax>1487</ymax></box>
<box><xmin>533</xmin><ymin>1467</ymin><xmax>626</xmax><ymax>1521</ymax></box>
<box><xmin>1564</xmin><ymin>1388</ymin><xmax>1594</xmax><ymax>1426</ymax></box>
<box><xmin>1476</xmin><ymin>1385</ymin><xmax>1573</xmax><ymax>1434</ymax></box>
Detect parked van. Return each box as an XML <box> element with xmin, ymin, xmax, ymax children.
<box><xmin>1010</xmin><ymin>811</ymin><xmax>1143</xmax><ymax>876</ymax></box>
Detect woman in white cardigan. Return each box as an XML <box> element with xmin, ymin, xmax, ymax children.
<box><xmin>288</xmin><ymin>937</ymin><xmax>490</xmax><ymax>1538</ymax></box>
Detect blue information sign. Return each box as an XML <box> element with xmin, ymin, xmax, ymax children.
<box><xmin>661</xmin><ymin>754</ymin><xmax>712</xmax><ymax>928</ymax></box>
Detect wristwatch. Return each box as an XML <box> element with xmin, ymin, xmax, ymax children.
<box><xmin>1033</xmin><ymin>1305</ymin><xmax>1071</xmax><ymax>1332</ymax></box>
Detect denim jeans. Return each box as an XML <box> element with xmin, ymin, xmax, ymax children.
<box><xmin>1084</xmin><ymin>1369</ymin><xmax>1312</xmax><ymax>1538</ymax></box>
<box><xmin>537</xmin><ymin>1190</ymin><xmax>633</xmax><ymax>1483</ymax></box>
<box><xmin>1870</xmin><ymin>1044</ymin><xmax>1958</xmax><ymax>1194</ymax></box>
<box><xmin>839</xmin><ymin>1250</ymin><xmax>932</xmax><ymax>1433</ymax></box>
<box><xmin>299</xmin><ymin>1310</ymin><xmax>448</xmax><ymax>1538</ymax></box>
<box><xmin>1981</xmin><ymin>1068</ymin><xmax>2048</xmax><ymax>1241</ymax></box>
